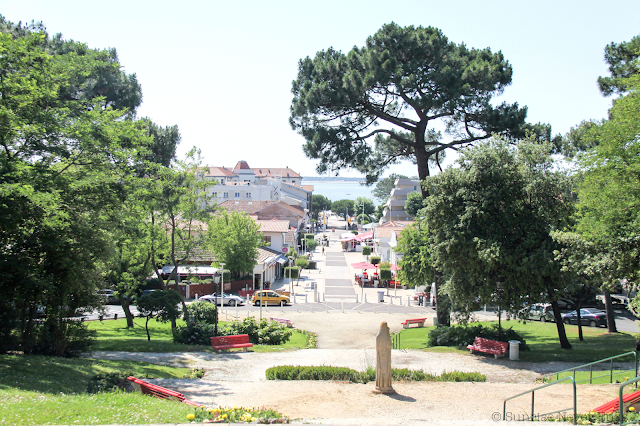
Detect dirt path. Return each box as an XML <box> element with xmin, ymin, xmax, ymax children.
<box><xmin>87</xmin><ymin>312</ymin><xmax>625</xmax><ymax>424</ymax></box>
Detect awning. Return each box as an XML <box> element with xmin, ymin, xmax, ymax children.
<box><xmin>159</xmin><ymin>265</ymin><xmax>220</xmax><ymax>276</ymax></box>
<box><xmin>276</xmin><ymin>257</ymin><xmax>288</xmax><ymax>265</ymax></box>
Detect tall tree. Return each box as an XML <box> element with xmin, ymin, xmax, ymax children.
<box><xmin>290</xmin><ymin>22</ymin><xmax>533</xmax><ymax>193</ymax></box>
<box><xmin>598</xmin><ymin>34</ymin><xmax>640</xmax><ymax>96</ymax></box>
<box><xmin>572</xmin><ymin>73</ymin><xmax>640</xmax><ymax>330</ymax></box>
<box><xmin>206</xmin><ymin>210</ymin><xmax>262</xmax><ymax>277</ymax></box>
<box><xmin>311</xmin><ymin>194</ymin><xmax>332</xmax><ymax>220</ymax></box>
<box><xmin>404</xmin><ymin>191</ymin><xmax>425</xmax><ymax>217</ymax></box>
<box><xmin>424</xmin><ymin>137</ymin><xmax>575</xmax><ymax>347</ymax></box>
<box><xmin>0</xmin><ymin>28</ymin><xmax>151</xmax><ymax>354</ymax></box>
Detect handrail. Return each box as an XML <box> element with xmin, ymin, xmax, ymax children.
<box><xmin>546</xmin><ymin>351</ymin><xmax>637</xmax><ymax>385</ymax></box>
<box><xmin>618</xmin><ymin>376</ymin><xmax>640</xmax><ymax>425</ymax></box>
<box><xmin>503</xmin><ymin>376</ymin><xmax>576</xmax><ymax>424</ymax></box>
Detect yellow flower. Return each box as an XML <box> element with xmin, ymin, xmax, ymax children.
<box><xmin>207</xmin><ymin>408</ymin><xmax>214</xmax><ymax>413</ymax></box>
<box><xmin>186</xmin><ymin>413</ymin><xmax>195</xmax><ymax>421</ymax></box>
<box><xmin>221</xmin><ymin>414</ymin><xmax>228</xmax><ymax>419</ymax></box>
<box><xmin>630</xmin><ymin>406</ymin><xmax>636</xmax><ymax>412</ymax></box>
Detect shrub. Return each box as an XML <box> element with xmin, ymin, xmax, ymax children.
<box><xmin>186</xmin><ymin>301</ymin><xmax>218</xmax><ymax>324</ymax></box>
<box><xmin>32</xmin><ymin>318</ymin><xmax>96</xmax><ymax>357</ymax></box>
<box><xmin>427</xmin><ymin>324</ymin><xmax>529</xmax><ymax>350</ymax></box>
<box><xmin>220</xmin><ymin>317</ymin><xmax>293</xmax><ymax>345</ymax></box>
<box><xmin>173</xmin><ymin>322</ymin><xmax>217</xmax><ymax>345</ymax></box>
<box><xmin>87</xmin><ymin>372</ymin><xmax>134</xmax><ymax>393</ymax></box>
<box><xmin>371</xmin><ymin>256</ymin><xmax>380</xmax><ymax>265</ymax></box>
<box><xmin>362</xmin><ymin>246</ymin><xmax>371</xmax><ymax>256</ymax></box>
<box><xmin>284</xmin><ymin>266</ymin><xmax>299</xmax><ymax>279</ymax></box>
<box><xmin>265</xmin><ymin>366</ymin><xmax>485</xmax><ymax>383</ymax></box>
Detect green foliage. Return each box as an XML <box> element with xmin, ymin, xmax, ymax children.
<box><xmin>404</xmin><ymin>191</ymin><xmax>425</xmax><ymax>217</ymax></box>
<box><xmin>370</xmin><ymin>256</ymin><xmax>380</xmax><ymax>265</ymax></box>
<box><xmin>395</xmin><ymin>219</ymin><xmax>434</xmax><ymax>288</ymax></box>
<box><xmin>290</xmin><ymin>22</ymin><xmax>529</xmax><ymax>184</ymax></box>
<box><xmin>188</xmin><ymin>405</ymin><xmax>287</xmax><ymax>423</ymax></box>
<box><xmin>427</xmin><ymin>324</ymin><xmax>528</xmax><ymax>350</ymax></box>
<box><xmin>284</xmin><ymin>266</ymin><xmax>299</xmax><ymax>279</ymax></box>
<box><xmin>598</xmin><ymin>33</ymin><xmax>640</xmax><ymax>96</ymax></box>
<box><xmin>31</xmin><ymin>319</ymin><xmax>96</xmax><ymax>358</ymax></box>
<box><xmin>186</xmin><ymin>301</ymin><xmax>218</xmax><ymax>324</ymax></box>
<box><xmin>220</xmin><ymin>317</ymin><xmax>292</xmax><ymax>345</ymax></box>
<box><xmin>87</xmin><ymin>372</ymin><xmax>134</xmax><ymax>394</ymax></box>
<box><xmin>379</xmin><ymin>268</ymin><xmax>392</xmax><ymax>281</ymax></box>
<box><xmin>206</xmin><ymin>210</ymin><xmax>262</xmax><ymax>275</ymax></box>
<box><xmin>305</xmin><ymin>239</ymin><xmax>318</xmax><ymax>252</ymax></box>
<box><xmin>172</xmin><ymin>322</ymin><xmax>217</xmax><ymax>345</ymax></box>
<box><xmin>331</xmin><ymin>199</ymin><xmax>353</xmax><ymax>216</ymax></box>
<box><xmin>295</xmin><ymin>257</ymin><xmax>309</xmax><ymax>269</ymax></box>
<box><xmin>265</xmin><ymin>365</ymin><xmax>485</xmax><ymax>383</ymax></box>
<box><xmin>136</xmin><ymin>290</ymin><xmax>183</xmax><ymax>340</ymax></box>
<box><xmin>311</xmin><ymin>194</ymin><xmax>332</xmax><ymax>219</ymax></box>
<box><xmin>362</xmin><ymin>246</ymin><xmax>372</xmax><ymax>256</ymax></box>
<box><xmin>354</xmin><ymin>197</ymin><xmax>375</xmax><ymax>218</ymax></box>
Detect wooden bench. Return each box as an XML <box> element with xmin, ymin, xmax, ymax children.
<box><xmin>269</xmin><ymin>317</ymin><xmax>294</xmax><ymax>328</ymax></box>
<box><xmin>210</xmin><ymin>334</ymin><xmax>253</xmax><ymax>352</ymax></box>
<box><xmin>466</xmin><ymin>337</ymin><xmax>509</xmax><ymax>358</ymax></box>
<box><xmin>401</xmin><ymin>318</ymin><xmax>428</xmax><ymax>328</ymax></box>
<box><xmin>127</xmin><ymin>376</ymin><xmax>201</xmax><ymax>406</ymax></box>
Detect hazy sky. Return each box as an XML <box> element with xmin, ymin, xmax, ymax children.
<box><xmin>3</xmin><ymin>1</ymin><xmax>639</xmax><ymax>177</ymax></box>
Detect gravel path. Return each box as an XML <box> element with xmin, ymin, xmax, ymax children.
<box><xmin>86</xmin><ymin>312</ymin><xmax>627</xmax><ymax>424</ymax></box>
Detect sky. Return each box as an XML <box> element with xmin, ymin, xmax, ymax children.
<box><xmin>3</xmin><ymin>1</ymin><xmax>639</xmax><ymax>178</ymax></box>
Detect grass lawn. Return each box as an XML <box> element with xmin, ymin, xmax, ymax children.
<box><xmin>0</xmin><ymin>354</ymin><xmax>198</xmax><ymax>425</ymax></box>
<box><xmin>88</xmin><ymin>318</ymin><xmax>309</xmax><ymax>352</ymax></box>
<box><xmin>398</xmin><ymin>320</ymin><xmax>638</xmax><ymax>364</ymax></box>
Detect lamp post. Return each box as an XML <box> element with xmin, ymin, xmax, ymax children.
<box><xmin>219</xmin><ymin>263</ymin><xmax>226</xmax><ymax>314</ymax></box>
<box><xmin>213</xmin><ymin>271</ymin><xmax>221</xmax><ymax>336</ymax></box>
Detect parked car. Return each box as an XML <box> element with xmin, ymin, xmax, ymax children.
<box><xmin>562</xmin><ymin>308</ymin><xmax>608</xmax><ymax>327</ymax></box>
<box><xmin>596</xmin><ymin>294</ymin><xmax>629</xmax><ymax>307</ymax></box>
<box><xmin>252</xmin><ymin>290</ymin><xmax>289</xmax><ymax>306</ymax></box>
<box><xmin>198</xmin><ymin>293</ymin><xmax>244</xmax><ymax>307</ymax></box>
<box><xmin>96</xmin><ymin>289</ymin><xmax>119</xmax><ymax>305</ymax></box>
<box><xmin>525</xmin><ymin>303</ymin><xmax>554</xmax><ymax>322</ymax></box>
<box><xmin>555</xmin><ymin>298</ymin><xmax>575</xmax><ymax>310</ymax></box>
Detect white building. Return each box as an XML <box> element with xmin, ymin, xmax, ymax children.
<box><xmin>372</xmin><ymin>221</ymin><xmax>412</xmax><ymax>262</ymax></box>
<box><xmin>198</xmin><ymin>161</ymin><xmax>313</xmax><ymax>210</ymax></box>
<box><xmin>381</xmin><ymin>178</ymin><xmax>421</xmax><ymax>222</ymax></box>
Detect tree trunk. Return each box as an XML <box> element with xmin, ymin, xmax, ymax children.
<box><xmin>550</xmin><ymin>300</ymin><xmax>572</xmax><ymax>349</ymax></box>
<box><xmin>145</xmin><ymin>316</ymin><xmax>151</xmax><ymax>341</ymax></box>
<box><xmin>120</xmin><ymin>295</ymin><xmax>135</xmax><ymax>328</ymax></box>
<box><xmin>576</xmin><ymin>308</ymin><xmax>583</xmax><ymax>341</ymax></box>
<box><xmin>603</xmin><ymin>290</ymin><xmax>618</xmax><ymax>333</ymax></box>
<box><xmin>434</xmin><ymin>271</ymin><xmax>450</xmax><ymax>327</ymax></box>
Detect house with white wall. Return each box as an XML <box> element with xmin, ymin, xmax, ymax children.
<box><xmin>198</xmin><ymin>161</ymin><xmax>313</xmax><ymax>211</ymax></box>
<box><xmin>373</xmin><ymin>221</ymin><xmax>412</xmax><ymax>262</ymax></box>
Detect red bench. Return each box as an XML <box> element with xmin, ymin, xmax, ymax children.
<box><xmin>466</xmin><ymin>337</ymin><xmax>509</xmax><ymax>358</ymax></box>
<box><xmin>210</xmin><ymin>334</ymin><xmax>253</xmax><ymax>352</ymax></box>
<box><xmin>401</xmin><ymin>318</ymin><xmax>428</xmax><ymax>328</ymax></box>
<box><xmin>592</xmin><ymin>389</ymin><xmax>640</xmax><ymax>414</ymax></box>
<box><xmin>127</xmin><ymin>376</ymin><xmax>201</xmax><ymax>406</ymax></box>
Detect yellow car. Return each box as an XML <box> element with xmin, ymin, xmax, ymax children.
<box><xmin>252</xmin><ymin>290</ymin><xmax>289</xmax><ymax>306</ymax></box>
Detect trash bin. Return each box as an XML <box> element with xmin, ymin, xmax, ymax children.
<box><xmin>377</xmin><ymin>291</ymin><xmax>384</xmax><ymax>303</ymax></box>
<box><xmin>432</xmin><ymin>315</ymin><xmax>438</xmax><ymax>326</ymax></box>
<box><xmin>509</xmin><ymin>340</ymin><xmax>520</xmax><ymax>360</ymax></box>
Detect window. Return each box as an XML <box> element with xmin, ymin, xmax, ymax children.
<box><xmin>246</xmin><ymin>193</ymin><xmax>252</xmax><ymax>198</ymax></box>
<box><xmin>212</xmin><ymin>192</ymin><xmax>218</xmax><ymax>197</ymax></box>
<box><xmin>263</xmin><ymin>236</ymin><xmax>271</xmax><ymax>245</ymax></box>
<box><xmin>235</xmin><ymin>192</ymin><xmax>240</xmax><ymax>198</ymax></box>
<box><xmin>223</xmin><ymin>192</ymin><xmax>229</xmax><ymax>198</ymax></box>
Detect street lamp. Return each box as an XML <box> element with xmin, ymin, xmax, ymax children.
<box><xmin>219</xmin><ymin>263</ymin><xmax>226</xmax><ymax>314</ymax></box>
<box><xmin>213</xmin><ymin>271</ymin><xmax>221</xmax><ymax>336</ymax></box>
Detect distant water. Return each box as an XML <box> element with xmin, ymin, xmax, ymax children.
<box><xmin>305</xmin><ymin>179</ymin><xmax>376</xmax><ymax>202</ymax></box>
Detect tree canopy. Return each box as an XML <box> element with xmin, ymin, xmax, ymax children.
<box><xmin>598</xmin><ymin>33</ymin><xmax>640</xmax><ymax>96</ymax></box>
<box><xmin>206</xmin><ymin>210</ymin><xmax>262</xmax><ymax>275</ymax></box>
<box><xmin>290</xmin><ymin>22</ymin><xmax>533</xmax><ymax>193</ymax></box>
<box><xmin>424</xmin><ymin>137</ymin><xmax>575</xmax><ymax>347</ymax></box>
